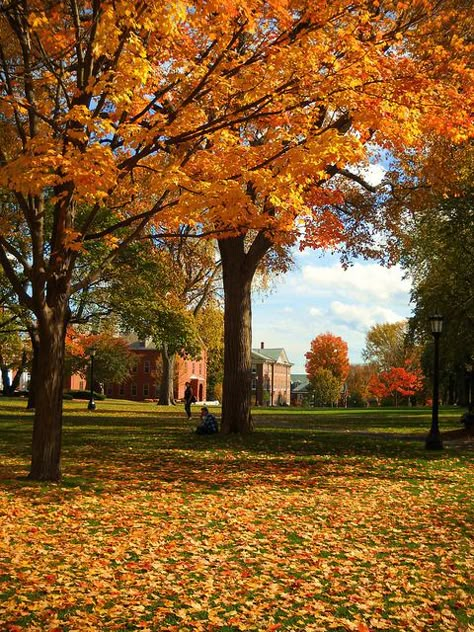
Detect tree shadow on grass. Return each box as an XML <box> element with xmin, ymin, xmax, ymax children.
<box><xmin>1</xmin><ymin>404</ymin><xmax>472</xmax><ymax>498</ymax></box>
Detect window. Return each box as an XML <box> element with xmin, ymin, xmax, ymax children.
<box><xmin>144</xmin><ymin>360</ymin><xmax>150</xmax><ymax>374</ymax></box>
<box><xmin>79</xmin><ymin>381</ymin><xmax>85</xmax><ymax>390</ymax></box>
<box><xmin>119</xmin><ymin>383</ymin><xmax>125</xmax><ymax>395</ymax></box>
<box><xmin>131</xmin><ymin>383</ymin><xmax>137</xmax><ymax>397</ymax></box>
<box><xmin>132</xmin><ymin>363</ymin><xmax>137</xmax><ymax>373</ymax></box>
<box><xmin>143</xmin><ymin>383</ymin><xmax>149</xmax><ymax>397</ymax></box>
<box><xmin>106</xmin><ymin>384</ymin><xmax>113</xmax><ymax>396</ymax></box>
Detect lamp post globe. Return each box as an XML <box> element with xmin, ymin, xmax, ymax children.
<box><xmin>426</xmin><ymin>314</ymin><xmax>443</xmax><ymax>450</ymax></box>
<box><xmin>88</xmin><ymin>348</ymin><xmax>97</xmax><ymax>411</ymax></box>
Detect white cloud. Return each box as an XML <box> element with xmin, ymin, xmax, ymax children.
<box><xmin>298</xmin><ymin>263</ymin><xmax>410</xmax><ymax>303</ymax></box>
<box><xmin>329</xmin><ymin>301</ymin><xmax>405</xmax><ymax>331</ymax></box>
<box><xmin>252</xmin><ymin>251</ymin><xmax>413</xmax><ymax>372</ymax></box>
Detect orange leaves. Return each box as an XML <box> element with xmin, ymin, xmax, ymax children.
<box><xmin>0</xmin><ymin>408</ymin><xmax>473</xmax><ymax>632</ymax></box>
<box><xmin>0</xmin><ymin>0</ymin><xmax>472</xmax><ymax>244</ymax></box>
<box><xmin>368</xmin><ymin>366</ymin><xmax>424</xmax><ymax>404</ymax></box>
<box><xmin>306</xmin><ymin>332</ymin><xmax>350</xmax><ymax>382</ymax></box>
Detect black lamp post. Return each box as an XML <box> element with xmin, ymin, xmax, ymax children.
<box><xmin>426</xmin><ymin>314</ymin><xmax>443</xmax><ymax>450</ymax></box>
<box><xmin>87</xmin><ymin>348</ymin><xmax>97</xmax><ymax>411</ymax></box>
<box><xmin>465</xmin><ymin>359</ymin><xmax>473</xmax><ymax>414</ymax></box>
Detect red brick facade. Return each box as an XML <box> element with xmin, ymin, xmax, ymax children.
<box><xmin>251</xmin><ymin>344</ymin><xmax>292</xmax><ymax>406</ymax></box>
<box><xmin>103</xmin><ymin>344</ymin><xmax>207</xmax><ymax>402</ymax></box>
<box><xmin>66</xmin><ymin>339</ymin><xmax>207</xmax><ymax>402</ymax></box>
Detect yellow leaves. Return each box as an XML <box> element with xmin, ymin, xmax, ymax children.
<box><xmin>0</xmin><ymin>0</ymin><xmax>472</xmax><ymax>259</ymax></box>
<box><xmin>63</xmin><ymin>229</ymin><xmax>83</xmax><ymax>252</ymax></box>
<box><xmin>93</xmin><ymin>5</ymin><xmax>121</xmax><ymax>59</ymax></box>
<box><xmin>103</xmin><ymin>234</ymin><xmax>120</xmax><ymax>250</ymax></box>
<box><xmin>166</xmin><ymin>0</ymin><xmax>189</xmax><ymax>29</ymax></box>
<box><xmin>1</xmin><ymin>426</ymin><xmax>473</xmax><ymax>632</ymax></box>
<box><xmin>0</xmin><ymin>138</ymin><xmax>62</xmax><ymax>195</ymax></box>
<box><xmin>28</xmin><ymin>12</ymin><xmax>49</xmax><ymax>29</ymax></box>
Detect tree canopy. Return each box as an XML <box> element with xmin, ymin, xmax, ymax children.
<box><xmin>363</xmin><ymin>321</ymin><xmax>410</xmax><ymax>371</ymax></box>
<box><xmin>0</xmin><ymin>0</ymin><xmax>472</xmax><ymax>479</ymax></box>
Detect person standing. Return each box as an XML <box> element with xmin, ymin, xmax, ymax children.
<box><xmin>184</xmin><ymin>381</ymin><xmax>194</xmax><ymax>419</ymax></box>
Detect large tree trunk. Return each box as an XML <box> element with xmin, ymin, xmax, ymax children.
<box><xmin>218</xmin><ymin>232</ymin><xmax>272</xmax><ymax>433</ymax></box>
<box><xmin>27</xmin><ymin>327</ymin><xmax>40</xmax><ymax>410</ymax></box>
<box><xmin>158</xmin><ymin>343</ymin><xmax>176</xmax><ymax>405</ymax></box>
<box><xmin>28</xmin><ymin>307</ymin><xmax>69</xmax><ymax>482</ymax></box>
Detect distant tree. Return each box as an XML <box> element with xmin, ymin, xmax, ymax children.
<box><xmin>195</xmin><ymin>301</ymin><xmax>224</xmax><ymax>401</ymax></box>
<box><xmin>368</xmin><ymin>366</ymin><xmax>424</xmax><ymax>407</ymax></box>
<box><xmin>310</xmin><ymin>368</ymin><xmax>342</xmax><ymax>407</ymax></box>
<box><xmin>0</xmin><ymin>331</ymin><xmax>29</xmax><ymax>396</ymax></box>
<box><xmin>346</xmin><ymin>364</ymin><xmax>375</xmax><ymax>407</ymax></box>
<box><xmin>363</xmin><ymin>322</ymin><xmax>409</xmax><ymax>371</ymax></box>
<box><xmin>305</xmin><ymin>333</ymin><xmax>350</xmax><ymax>384</ymax></box>
<box><xmin>65</xmin><ymin>331</ymin><xmax>136</xmax><ymax>390</ymax></box>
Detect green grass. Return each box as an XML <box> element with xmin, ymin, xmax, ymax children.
<box><xmin>0</xmin><ymin>398</ymin><xmax>473</xmax><ymax>631</ymax></box>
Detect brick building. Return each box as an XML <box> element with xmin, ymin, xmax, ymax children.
<box><xmin>68</xmin><ymin>339</ymin><xmax>207</xmax><ymax>402</ymax></box>
<box><xmin>251</xmin><ymin>343</ymin><xmax>292</xmax><ymax>406</ymax></box>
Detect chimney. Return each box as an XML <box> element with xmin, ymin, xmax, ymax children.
<box><xmin>260</xmin><ymin>342</ymin><xmax>264</xmax><ymax>349</ymax></box>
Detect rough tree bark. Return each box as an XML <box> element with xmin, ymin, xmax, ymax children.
<box><xmin>27</xmin><ymin>328</ymin><xmax>40</xmax><ymax>410</ymax></box>
<box><xmin>158</xmin><ymin>343</ymin><xmax>176</xmax><ymax>405</ymax></box>
<box><xmin>28</xmin><ymin>304</ymin><xmax>69</xmax><ymax>481</ymax></box>
<box><xmin>218</xmin><ymin>232</ymin><xmax>272</xmax><ymax>433</ymax></box>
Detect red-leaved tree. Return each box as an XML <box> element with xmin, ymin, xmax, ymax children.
<box><xmin>305</xmin><ymin>333</ymin><xmax>350</xmax><ymax>394</ymax></box>
<box><xmin>368</xmin><ymin>366</ymin><xmax>424</xmax><ymax>406</ymax></box>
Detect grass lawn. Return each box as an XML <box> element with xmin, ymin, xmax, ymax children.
<box><xmin>0</xmin><ymin>399</ymin><xmax>473</xmax><ymax>631</ymax></box>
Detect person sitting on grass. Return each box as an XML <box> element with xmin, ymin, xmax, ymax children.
<box><xmin>195</xmin><ymin>407</ymin><xmax>218</xmax><ymax>435</ymax></box>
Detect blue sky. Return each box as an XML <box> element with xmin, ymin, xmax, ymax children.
<box><xmin>251</xmin><ymin>249</ymin><xmax>413</xmax><ymax>374</ymax></box>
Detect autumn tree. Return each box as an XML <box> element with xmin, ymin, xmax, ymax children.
<box><xmin>363</xmin><ymin>322</ymin><xmax>411</xmax><ymax>371</ymax></box>
<box><xmin>346</xmin><ymin>364</ymin><xmax>374</xmax><ymax>407</ymax></box>
<box><xmin>306</xmin><ymin>333</ymin><xmax>350</xmax><ymax>383</ymax></box>
<box><xmin>0</xmin><ymin>1</ymin><xmax>472</xmax><ymax>478</ymax></box>
<box><xmin>400</xmin><ymin>146</ymin><xmax>474</xmax><ymax>405</ymax></box>
<box><xmin>65</xmin><ymin>330</ymin><xmax>136</xmax><ymax>391</ymax></box>
<box><xmin>0</xmin><ymin>310</ymin><xmax>29</xmax><ymax>395</ymax></box>
<box><xmin>367</xmin><ymin>366</ymin><xmax>424</xmax><ymax>407</ymax></box>
<box><xmin>310</xmin><ymin>368</ymin><xmax>342</xmax><ymax>407</ymax></box>
<box><xmin>195</xmin><ymin>300</ymin><xmax>224</xmax><ymax>401</ymax></box>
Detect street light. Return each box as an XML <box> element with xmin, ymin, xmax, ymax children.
<box><xmin>426</xmin><ymin>314</ymin><xmax>443</xmax><ymax>450</ymax></box>
<box><xmin>87</xmin><ymin>348</ymin><xmax>97</xmax><ymax>411</ymax></box>
<box><xmin>465</xmin><ymin>359</ymin><xmax>473</xmax><ymax>414</ymax></box>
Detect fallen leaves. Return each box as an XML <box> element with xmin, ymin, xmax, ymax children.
<box><xmin>0</xmin><ymin>413</ymin><xmax>473</xmax><ymax>631</ymax></box>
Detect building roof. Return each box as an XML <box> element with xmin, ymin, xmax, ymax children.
<box><xmin>251</xmin><ymin>347</ymin><xmax>293</xmax><ymax>366</ymax></box>
<box><xmin>128</xmin><ymin>339</ymin><xmax>157</xmax><ymax>350</ymax></box>
<box><xmin>292</xmin><ymin>381</ymin><xmax>311</xmax><ymax>393</ymax></box>
<box><xmin>291</xmin><ymin>373</ymin><xmax>309</xmax><ymax>386</ymax></box>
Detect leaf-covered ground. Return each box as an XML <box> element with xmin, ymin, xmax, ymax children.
<box><xmin>0</xmin><ymin>401</ymin><xmax>473</xmax><ymax>631</ymax></box>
